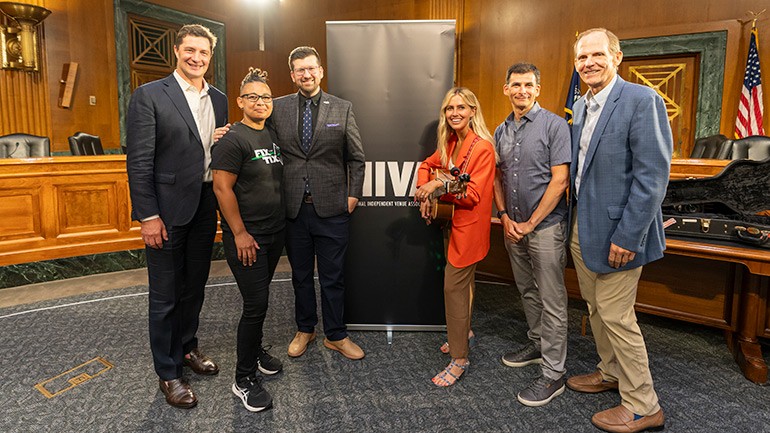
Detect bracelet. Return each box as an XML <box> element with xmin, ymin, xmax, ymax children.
<box><xmin>496</xmin><ymin>209</ymin><xmax>507</xmax><ymax>219</ymax></box>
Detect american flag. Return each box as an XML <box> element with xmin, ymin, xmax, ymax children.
<box><xmin>564</xmin><ymin>68</ymin><xmax>581</xmax><ymax>125</ymax></box>
<box><xmin>735</xmin><ymin>27</ymin><xmax>765</xmax><ymax>138</ymax></box>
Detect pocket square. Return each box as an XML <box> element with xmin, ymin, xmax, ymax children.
<box><xmin>326</xmin><ymin>123</ymin><xmax>340</xmax><ymax>127</ymax></box>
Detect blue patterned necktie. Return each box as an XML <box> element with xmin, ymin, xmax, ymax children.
<box><xmin>301</xmin><ymin>99</ymin><xmax>312</xmax><ymax>153</ymax></box>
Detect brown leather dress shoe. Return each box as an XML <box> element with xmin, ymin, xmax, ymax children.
<box><xmin>288</xmin><ymin>331</ymin><xmax>316</xmax><ymax>357</ymax></box>
<box><xmin>566</xmin><ymin>370</ymin><xmax>619</xmax><ymax>393</ymax></box>
<box><xmin>159</xmin><ymin>378</ymin><xmax>197</xmax><ymax>409</ymax></box>
<box><xmin>592</xmin><ymin>405</ymin><xmax>665</xmax><ymax>433</ymax></box>
<box><xmin>184</xmin><ymin>348</ymin><xmax>219</xmax><ymax>375</ymax></box>
<box><xmin>323</xmin><ymin>337</ymin><xmax>365</xmax><ymax>360</ymax></box>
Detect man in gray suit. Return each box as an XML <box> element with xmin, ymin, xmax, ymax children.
<box><xmin>566</xmin><ymin>28</ymin><xmax>671</xmax><ymax>433</ymax></box>
<box><xmin>271</xmin><ymin>46</ymin><xmax>366</xmax><ymax>360</ymax></box>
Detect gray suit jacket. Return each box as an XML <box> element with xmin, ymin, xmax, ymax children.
<box><xmin>570</xmin><ymin>77</ymin><xmax>672</xmax><ymax>274</ymax></box>
<box><xmin>271</xmin><ymin>91</ymin><xmax>365</xmax><ymax>218</ymax></box>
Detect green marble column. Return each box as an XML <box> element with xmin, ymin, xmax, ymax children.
<box><xmin>621</xmin><ymin>31</ymin><xmax>727</xmax><ymax>140</ymax></box>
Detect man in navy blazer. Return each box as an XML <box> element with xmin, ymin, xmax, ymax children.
<box><xmin>126</xmin><ymin>24</ymin><xmax>228</xmax><ymax>409</ymax></box>
<box><xmin>565</xmin><ymin>28</ymin><xmax>672</xmax><ymax>433</ymax></box>
<box><xmin>271</xmin><ymin>46</ymin><xmax>366</xmax><ymax>361</ymax></box>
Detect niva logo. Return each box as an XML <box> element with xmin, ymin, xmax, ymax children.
<box><xmin>362</xmin><ymin>161</ymin><xmax>421</xmax><ymax>198</ymax></box>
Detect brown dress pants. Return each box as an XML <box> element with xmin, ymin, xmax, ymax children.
<box><xmin>443</xmin><ymin>228</ymin><xmax>476</xmax><ymax>359</ymax></box>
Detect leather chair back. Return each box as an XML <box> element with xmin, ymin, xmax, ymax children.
<box><xmin>68</xmin><ymin>132</ymin><xmax>105</xmax><ymax>156</ymax></box>
<box><xmin>690</xmin><ymin>134</ymin><xmax>733</xmax><ymax>159</ymax></box>
<box><xmin>731</xmin><ymin>135</ymin><xmax>770</xmax><ymax>161</ymax></box>
<box><xmin>0</xmin><ymin>133</ymin><xmax>51</xmax><ymax>158</ymax></box>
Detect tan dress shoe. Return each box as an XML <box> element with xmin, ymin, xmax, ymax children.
<box><xmin>288</xmin><ymin>331</ymin><xmax>316</xmax><ymax>357</ymax></box>
<box><xmin>592</xmin><ymin>405</ymin><xmax>665</xmax><ymax>433</ymax></box>
<box><xmin>159</xmin><ymin>378</ymin><xmax>197</xmax><ymax>409</ymax></box>
<box><xmin>323</xmin><ymin>337</ymin><xmax>365</xmax><ymax>360</ymax></box>
<box><xmin>566</xmin><ymin>370</ymin><xmax>619</xmax><ymax>393</ymax></box>
<box><xmin>184</xmin><ymin>348</ymin><xmax>219</xmax><ymax>375</ymax></box>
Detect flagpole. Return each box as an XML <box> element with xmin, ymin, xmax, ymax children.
<box><xmin>734</xmin><ymin>13</ymin><xmax>766</xmax><ymax>139</ymax></box>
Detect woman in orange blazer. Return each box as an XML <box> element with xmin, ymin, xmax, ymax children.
<box><xmin>415</xmin><ymin>87</ymin><xmax>496</xmax><ymax>386</ymax></box>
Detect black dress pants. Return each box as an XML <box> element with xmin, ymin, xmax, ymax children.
<box><xmin>146</xmin><ymin>184</ymin><xmax>217</xmax><ymax>380</ymax></box>
<box><xmin>285</xmin><ymin>202</ymin><xmax>350</xmax><ymax>341</ymax></box>
<box><xmin>223</xmin><ymin>229</ymin><xmax>285</xmax><ymax>382</ymax></box>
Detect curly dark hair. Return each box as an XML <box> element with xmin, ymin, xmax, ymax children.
<box><xmin>240</xmin><ymin>67</ymin><xmax>269</xmax><ymax>92</ymax></box>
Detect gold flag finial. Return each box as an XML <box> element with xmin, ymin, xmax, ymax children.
<box><xmin>749</xmin><ymin>9</ymin><xmax>766</xmax><ymax>29</ymax></box>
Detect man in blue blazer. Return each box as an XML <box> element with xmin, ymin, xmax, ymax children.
<box><xmin>126</xmin><ymin>24</ymin><xmax>228</xmax><ymax>409</ymax></box>
<box><xmin>566</xmin><ymin>28</ymin><xmax>672</xmax><ymax>433</ymax></box>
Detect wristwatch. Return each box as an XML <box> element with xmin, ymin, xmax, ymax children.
<box><xmin>496</xmin><ymin>209</ymin><xmax>507</xmax><ymax>219</ymax></box>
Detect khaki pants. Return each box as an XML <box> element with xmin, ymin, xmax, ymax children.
<box><xmin>443</xmin><ymin>227</ymin><xmax>475</xmax><ymax>359</ymax></box>
<box><xmin>570</xmin><ymin>216</ymin><xmax>660</xmax><ymax>416</ymax></box>
<box><xmin>444</xmin><ymin>260</ymin><xmax>476</xmax><ymax>359</ymax></box>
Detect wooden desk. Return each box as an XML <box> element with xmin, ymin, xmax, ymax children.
<box><xmin>477</xmin><ymin>158</ymin><xmax>769</xmax><ymax>383</ymax></box>
<box><xmin>666</xmin><ymin>238</ymin><xmax>769</xmax><ymax>383</ymax></box>
<box><xmin>0</xmin><ymin>156</ymin><xmax>224</xmax><ymax>267</ymax></box>
<box><xmin>478</xmin><ymin>223</ymin><xmax>770</xmax><ymax>384</ymax></box>
<box><xmin>0</xmin><ymin>156</ymin><xmax>143</xmax><ymax>266</ymax></box>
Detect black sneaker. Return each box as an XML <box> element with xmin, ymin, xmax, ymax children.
<box><xmin>517</xmin><ymin>376</ymin><xmax>565</xmax><ymax>407</ymax></box>
<box><xmin>232</xmin><ymin>376</ymin><xmax>273</xmax><ymax>412</ymax></box>
<box><xmin>258</xmin><ymin>345</ymin><xmax>283</xmax><ymax>375</ymax></box>
<box><xmin>501</xmin><ymin>342</ymin><xmax>542</xmax><ymax>368</ymax></box>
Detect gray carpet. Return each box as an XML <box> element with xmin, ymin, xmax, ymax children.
<box><xmin>0</xmin><ymin>273</ymin><xmax>768</xmax><ymax>433</ymax></box>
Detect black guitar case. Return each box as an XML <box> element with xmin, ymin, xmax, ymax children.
<box><xmin>661</xmin><ymin>157</ymin><xmax>770</xmax><ymax>248</ymax></box>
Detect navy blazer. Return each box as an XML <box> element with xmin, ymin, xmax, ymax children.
<box><xmin>570</xmin><ymin>77</ymin><xmax>673</xmax><ymax>274</ymax></box>
<box><xmin>126</xmin><ymin>74</ymin><xmax>228</xmax><ymax>226</ymax></box>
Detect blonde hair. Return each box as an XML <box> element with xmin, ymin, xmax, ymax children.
<box><xmin>574</xmin><ymin>28</ymin><xmax>621</xmax><ymax>58</ymax></box>
<box><xmin>436</xmin><ymin>87</ymin><xmax>495</xmax><ymax>167</ymax></box>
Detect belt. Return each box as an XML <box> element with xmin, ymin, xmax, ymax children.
<box><xmin>303</xmin><ymin>194</ymin><xmax>313</xmax><ymax>203</ymax></box>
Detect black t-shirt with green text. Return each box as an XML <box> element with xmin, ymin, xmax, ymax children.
<box><xmin>210</xmin><ymin>122</ymin><xmax>285</xmax><ymax>234</ymax></box>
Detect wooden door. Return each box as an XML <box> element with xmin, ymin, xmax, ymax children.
<box><xmin>620</xmin><ymin>54</ymin><xmax>699</xmax><ymax>158</ymax></box>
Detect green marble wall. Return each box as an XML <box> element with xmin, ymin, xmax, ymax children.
<box><xmin>113</xmin><ymin>0</ymin><xmax>227</xmax><ymax>148</ymax></box>
<box><xmin>0</xmin><ymin>243</ymin><xmax>225</xmax><ymax>289</ymax></box>
<box><xmin>621</xmin><ymin>31</ymin><xmax>727</xmax><ymax>140</ymax></box>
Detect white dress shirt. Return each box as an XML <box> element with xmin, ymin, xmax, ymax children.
<box><xmin>173</xmin><ymin>70</ymin><xmax>216</xmax><ymax>182</ymax></box>
<box><xmin>575</xmin><ymin>75</ymin><xmax>618</xmax><ymax>196</ymax></box>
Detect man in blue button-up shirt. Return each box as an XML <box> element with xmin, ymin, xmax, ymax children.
<box><xmin>492</xmin><ymin>62</ymin><xmax>571</xmax><ymax>407</ymax></box>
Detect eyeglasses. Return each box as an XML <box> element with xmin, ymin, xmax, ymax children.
<box><xmin>239</xmin><ymin>93</ymin><xmax>273</xmax><ymax>103</ymax></box>
<box><xmin>292</xmin><ymin>66</ymin><xmax>320</xmax><ymax>75</ymax></box>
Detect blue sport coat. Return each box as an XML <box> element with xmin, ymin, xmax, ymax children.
<box><xmin>570</xmin><ymin>77</ymin><xmax>673</xmax><ymax>274</ymax></box>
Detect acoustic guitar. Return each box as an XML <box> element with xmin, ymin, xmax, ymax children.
<box><xmin>425</xmin><ymin>135</ymin><xmax>480</xmax><ymax>224</ymax></box>
<box><xmin>428</xmin><ymin>168</ymin><xmax>470</xmax><ymax>222</ymax></box>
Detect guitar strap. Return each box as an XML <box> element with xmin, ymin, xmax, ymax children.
<box><xmin>457</xmin><ymin>135</ymin><xmax>482</xmax><ymax>174</ymax></box>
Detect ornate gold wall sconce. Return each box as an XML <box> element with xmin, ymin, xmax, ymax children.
<box><xmin>0</xmin><ymin>2</ymin><xmax>51</xmax><ymax>72</ymax></box>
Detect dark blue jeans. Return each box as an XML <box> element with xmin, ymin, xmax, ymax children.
<box><xmin>223</xmin><ymin>229</ymin><xmax>285</xmax><ymax>382</ymax></box>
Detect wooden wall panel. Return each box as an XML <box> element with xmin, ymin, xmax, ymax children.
<box><xmin>218</xmin><ymin>0</ymin><xmax>445</xmax><ymax>120</ymax></box>
<box><xmin>44</xmin><ymin>0</ymin><xmax>120</xmax><ymax>152</ymax></box>
<box><xmin>464</xmin><ymin>0</ymin><xmax>770</xmax><ymax>141</ymax></box>
<box><xmin>3</xmin><ymin>0</ymin><xmax>770</xmax><ymax>155</ymax></box>
<box><xmin>0</xmin><ymin>0</ymin><xmax>51</xmax><ymax>138</ymax></box>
